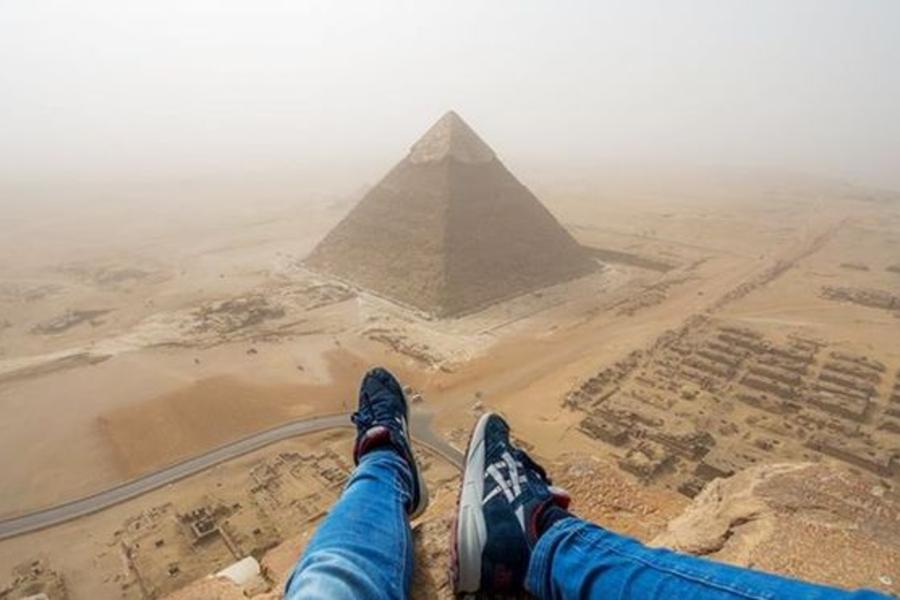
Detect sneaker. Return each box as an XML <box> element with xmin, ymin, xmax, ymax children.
<box><xmin>351</xmin><ymin>367</ymin><xmax>429</xmax><ymax>519</ymax></box>
<box><xmin>451</xmin><ymin>412</ymin><xmax>570</xmax><ymax>596</ymax></box>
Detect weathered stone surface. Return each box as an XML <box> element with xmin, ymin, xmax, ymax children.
<box><xmin>653</xmin><ymin>462</ymin><xmax>899</xmax><ymax>595</ymax></box>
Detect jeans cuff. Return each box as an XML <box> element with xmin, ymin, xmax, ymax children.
<box><xmin>525</xmin><ymin>516</ymin><xmax>579</xmax><ymax>596</ymax></box>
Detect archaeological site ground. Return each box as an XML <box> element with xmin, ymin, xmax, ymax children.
<box><xmin>1</xmin><ymin>113</ymin><xmax>899</xmax><ymax>598</ymax></box>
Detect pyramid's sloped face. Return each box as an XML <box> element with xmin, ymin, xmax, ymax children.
<box><xmin>306</xmin><ymin>160</ymin><xmax>453</xmax><ymax>311</ymax></box>
<box><xmin>439</xmin><ymin>160</ymin><xmax>594</xmax><ymax>315</ymax></box>
<box><xmin>305</xmin><ymin>112</ymin><xmax>596</xmax><ymax>317</ymax></box>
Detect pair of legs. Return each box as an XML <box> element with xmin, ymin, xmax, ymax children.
<box><xmin>285</xmin><ymin>368</ymin><xmax>889</xmax><ymax>599</ymax></box>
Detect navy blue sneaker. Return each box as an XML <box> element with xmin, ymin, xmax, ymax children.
<box><xmin>451</xmin><ymin>412</ymin><xmax>570</xmax><ymax>596</ymax></box>
<box><xmin>351</xmin><ymin>367</ymin><xmax>429</xmax><ymax>518</ymax></box>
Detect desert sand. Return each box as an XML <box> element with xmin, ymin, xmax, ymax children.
<box><xmin>1</xmin><ymin>121</ymin><xmax>899</xmax><ymax>597</ymax></box>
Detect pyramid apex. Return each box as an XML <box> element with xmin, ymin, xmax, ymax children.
<box><xmin>409</xmin><ymin>110</ymin><xmax>496</xmax><ymax>165</ymax></box>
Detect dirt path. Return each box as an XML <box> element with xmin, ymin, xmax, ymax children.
<box><xmin>427</xmin><ymin>213</ymin><xmax>848</xmax><ymax>447</ymax></box>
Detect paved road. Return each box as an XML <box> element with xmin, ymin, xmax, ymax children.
<box><xmin>0</xmin><ymin>412</ymin><xmax>463</xmax><ymax>541</ymax></box>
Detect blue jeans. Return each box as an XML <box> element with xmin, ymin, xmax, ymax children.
<box><xmin>527</xmin><ymin>518</ymin><xmax>889</xmax><ymax>599</ymax></box>
<box><xmin>285</xmin><ymin>449</ymin><xmax>414</xmax><ymax>600</ymax></box>
<box><xmin>286</xmin><ymin>449</ymin><xmax>890</xmax><ymax>600</ymax></box>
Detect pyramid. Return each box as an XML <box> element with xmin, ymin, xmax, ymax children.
<box><xmin>305</xmin><ymin>111</ymin><xmax>597</xmax><ymax>317</ymax></box>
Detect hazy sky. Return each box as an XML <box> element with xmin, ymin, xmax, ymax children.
<box><xmin>2</xmin><ymin>1</ymin><xmax>899</xmax><ymax>190</ymax></box>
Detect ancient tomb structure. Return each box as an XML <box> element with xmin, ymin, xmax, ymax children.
<box><xmin>306</xmin><ymin>111</ymin><xmax>596</xmax><ymax>317</ymax></box>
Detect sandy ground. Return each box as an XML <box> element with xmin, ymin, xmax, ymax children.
<box><xmin>1</xmin><ymin>168</ymin><xmax>899</xmax><ymax>597</ymax></box>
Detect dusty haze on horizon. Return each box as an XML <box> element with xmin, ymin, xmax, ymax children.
<box><xmin>2</xmin><ymin>0</ymin><xmax>899</xmax><ymax>196</ymax></box>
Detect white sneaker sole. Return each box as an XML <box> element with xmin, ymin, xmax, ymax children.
<box><xmin>401</xmin><ymin>401</ymin><xmax>429</xmax><ymax>520</ymax></box>
<box><xmin>453</xmin><ymin>412</ymin><xmax>492</xmax><ymax>594</ymax></box>
<box><xmin>409</xmin><ymin>444</ymin><xmax>429</xmax><ymax>520</ymax></box>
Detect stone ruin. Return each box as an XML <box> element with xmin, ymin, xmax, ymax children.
<box><xmin>566</xmin><ymin>318</ymin><xmax>900</xmax><ymax>496</ymax></box>
<box><xmin>821</xmin><ymin>286</ymin><xmax>900</xmax><ymax>314</ymax></box>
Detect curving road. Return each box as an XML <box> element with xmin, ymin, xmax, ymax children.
<box><xmin>0</xmin><ymin>412</ymin><xmax>463</xmax><ymax>541</ymax></box>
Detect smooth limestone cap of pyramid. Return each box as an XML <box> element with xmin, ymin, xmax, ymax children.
<box><xmin>409</xmin><ymin>110</ymin><xmax>496</xmax><ymax>165</ymax></box>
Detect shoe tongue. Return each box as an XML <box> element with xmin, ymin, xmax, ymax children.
<box><xmin>363</xmin><ymin>390</ymin><xmax>400</xmax><ymax>423</ymax></box>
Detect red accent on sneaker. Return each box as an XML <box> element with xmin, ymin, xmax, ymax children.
<box><xmin>493</xmin><ymin>564</ymin><xmax>515</xmax><ymax>592</ymax></box>
<box><xmin>549</xmin><ymin>486</ymin><xmax>572</xmax><ymax>510</ymax></box>
<box><xmin>353</xmin><ymin>425</ymin><xmax>392</xmax><ymax>463</ymax></box>
<box><xmin>527</xmin><ymin>498</ymin><xmax>551</xmax><ymax>546</ymax></box>
<box><xmin>528</xmin><ymin>488</ymin><xmax>573</xmax><ymax>545</ymax></box>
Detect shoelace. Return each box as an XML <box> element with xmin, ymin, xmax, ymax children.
<box><xmin>513</xmin><ymin>447</ymin><xmax>551</xmax><ymax>486</ymax></box>
<box><xmin>351</xmin><ymin>389</ymin><xmax>400</xmax><ymax>431</ymax></box>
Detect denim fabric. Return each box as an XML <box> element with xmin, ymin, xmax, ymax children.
<box><xmin>285</xmin><ymin>452</ymin><xmax>890</xmax><ymax>600</ymax></box>
<box><xmin>526</xmin><ymin>517</ymin><xmax>892</xmax><ymax>600</ymax></box>
<box><xmin>284</xmin><ymin>449</ymin><xmax>413</xmax><ymax>600</ymax></box>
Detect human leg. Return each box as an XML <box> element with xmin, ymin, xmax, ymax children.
<box><xmin>284</xmin><ymin>368</ymin><xmax>428</xmax><ymax>600</ymax></box>
<box><xmin>451</xmin><ymin>412</ymin><xmax>570</xmax><ymax>595</ymax></box>
<box><xmin>284</xmin><ymin>449</ymin><xmax>414</xmax><ymax>600</ymax></box>
<box><xmin>526</xmin><ymin>515</ymin><xmax>891</xmax><ymax>600</ymax></box>
<box><xmin>452</xmin><ymin>412</ymin><xmax>890</xmax><ymax>600</ymax></box>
